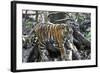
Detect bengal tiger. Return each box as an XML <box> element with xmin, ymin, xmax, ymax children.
<box><xmin>33</xmin><ymin>23</ymin><xmax>73</xmax><ymax>60</ymax></box>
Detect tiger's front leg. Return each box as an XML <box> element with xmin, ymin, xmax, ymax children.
<box><xmin>57</xmin><ymin>43</ymin><xmax>66</xmax><ymax>60</ymax></box>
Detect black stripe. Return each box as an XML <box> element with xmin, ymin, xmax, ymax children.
<box><xmin>11</xmin><ymin>1</ymin><xmax>16</xmax><ymax>72</ymax></box>
<box><xmin>11</xmin><ymin>1</ymin><xmax>97</xmax><ymax>8</ymax></box>
<box><xmin>96</xmin><ymin>6</ymin><xmax>98</xmax><ymax>67</ymax></box>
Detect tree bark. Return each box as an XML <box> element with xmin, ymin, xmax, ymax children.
<box><xmin>73</xmin><ymin>30</ymin><xmax>91</xmax><ymax>50</ymax></box>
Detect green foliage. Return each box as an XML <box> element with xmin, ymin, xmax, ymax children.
<box><xmin>25</xmin><ymin>21</ymin><xmax>33</xmax><ymax>28</ymax></box>
<box><xmin>86</xmin><ymin>32</ymin><xmax>91</xmax><ymax>41</ymax></box>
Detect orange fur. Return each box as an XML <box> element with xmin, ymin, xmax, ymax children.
<box><xmin>34</xmin><ymin>24</ymin><xmax>68</xmax><ymax>59</ymax></box>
